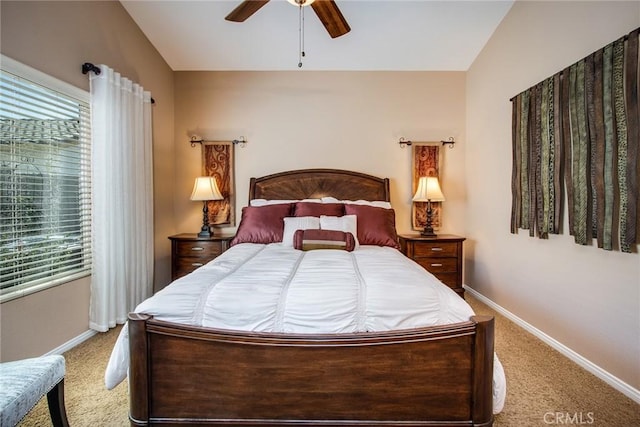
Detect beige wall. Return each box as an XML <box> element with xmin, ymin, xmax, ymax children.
<box><xmin>466</xmin><ymin>1</ymin><xmax>640</xmax><ymax>390</ymax></box>
<box><xmin>0</xmin><ymin>1</ymin><xmax>175</xmax><ymax>361</ymax></box>
<box><xmin>174</xmin><ymin>71</ymin><xmax>467</xmax><ymax>237</ymax></box>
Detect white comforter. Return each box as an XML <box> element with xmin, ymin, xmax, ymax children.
<box><xmin>105</xmin><ymin>243</ymin><xmax>506</xmax><ymax>413</ymax></box>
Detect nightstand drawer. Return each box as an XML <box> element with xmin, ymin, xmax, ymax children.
<box><xmin>173</xmin><ymin>258</ymin><xmax>210</xmax><ymax>278</ymax></box>
<box><xmin>430</xmin><ymin>272</ymin><xmax>458</xmax><ymax>288</ymax></box>
<box><xmin>169</xmin><ymin>234</ymin><xmax>234</xmax><ymax>281</ymax></box>
<box><xmin>398</xmin><ymin>234</ymin><xmax>466</xmax><ymax>298</ymax></box>
<box><xmin>175</xmin><ymin>241</ymin><xmax>224</xmax><ymax>258</ymax></box>
<box><xmin>412</xmin><ymin>242</ymin><xmax>458</xmax><ymax>258</ymax></box>
<box><xmin>414</xmin><ymin>258</ymin><xmax>458</xmax><ymax>273</ymax></box>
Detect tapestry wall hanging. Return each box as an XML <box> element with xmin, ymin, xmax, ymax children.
<box><xmin>202</xmin><ymin>141</ymin><xmax>235</xmax><ymax>227</ymax></box>
<box><xmin>412</xmin><ymin>144</ymin><xmax>441</xmax><ymax>231</ymax></box>
<box><xmin>510</xmin><ymin>27</ymin><xmax>639</xmax><ymax>253</ymax></box>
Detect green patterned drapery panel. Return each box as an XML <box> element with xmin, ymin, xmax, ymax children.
<box><xmin>511</xmin><ymin>27</ymin><xmax>639</xmax><ymax>253</ymax></box>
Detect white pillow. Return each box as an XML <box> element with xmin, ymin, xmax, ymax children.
<box><xmin>320</xmin><ymin>196</ymin><xmax>392</xmax><ymax>209</ymax></box>
<box><xmin>320</xmin><ymin>215</ymin><xmax>360</xmax><ymax>249</ymax></box>
<box><xmin>251</xmin><ymin>198</ymin><xmax>321</xmax><ymax>207</ymax></box>
<box><xmin>282</xmin><ymin>216</ymin><xmax>320</xmax><ymax>247</ymax></box>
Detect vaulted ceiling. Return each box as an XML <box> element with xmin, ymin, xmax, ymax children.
<box><xmin>120</xmin><ymin>0</ymin><xmax>514</xmax><ymax>71</ymax></box>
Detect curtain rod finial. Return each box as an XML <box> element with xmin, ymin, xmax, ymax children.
<box><xmin>398</xmin><ymin>137</ymin><xmax>412</xmax><ymax>148</ymax></box>
<box><xmin>82</xmin><ymin>63</ymin><xmax>101</xmax><ymax>75</ymax></box>
<box><xmin>440</xmin><ymin>137</ymin><xmax>455</xmax><ymax>149</ymax></box>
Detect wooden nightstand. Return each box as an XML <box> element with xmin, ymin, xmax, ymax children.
<box><xmin>169</xmin><ymin>233</ymin><xmax>235</xmax><ymax>281</ymax></box>
<box><xmin>398</xmin><ymin>234</ymin><xmax>466</xmax><ymax>298</ymax></box>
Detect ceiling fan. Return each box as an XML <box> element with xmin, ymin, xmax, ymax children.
<box><xmin>225</xmin><ymin>0</ymin><xmax>351</xmax><ymax>39</ymax></box>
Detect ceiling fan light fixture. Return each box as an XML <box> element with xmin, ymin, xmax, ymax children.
<box><xmin>225</xmin><ymin>0</ymin><xmax>350</xmax><ymax>39</ymax></box>
<box><xmin>287</xmin><ymin>0</ymin><xmax>315</xmax><ymax>7</ymax></box>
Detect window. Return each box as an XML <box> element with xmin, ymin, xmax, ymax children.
<box><xmin>0</xmin><ymin>56</ymin><xmax>91</xmax><ymax>302</ymax></box>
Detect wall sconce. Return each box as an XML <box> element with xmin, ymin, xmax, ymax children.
<box><xmin>190</xmin><ymin>177</ymin><xmax>223</xmax><ymax>237</ymax></box>
<box><xmin>412</xmin><ymin>176</ymin><xmax>445</xmax><ymax>237</ymax></box>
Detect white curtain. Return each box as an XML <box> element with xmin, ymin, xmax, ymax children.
<box><xmin>89</xmin><ymin>65</ymin><xmax>154</xmax><ymax>332</ymax></box>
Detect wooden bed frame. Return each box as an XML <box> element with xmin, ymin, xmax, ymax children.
<box><xmin>128</xmin><ymin>169</ymin><xmax>495</xmax><ymax>426</ymax></box>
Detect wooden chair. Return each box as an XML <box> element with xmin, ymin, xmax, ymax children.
<box><xmin>0</xmin><ymin>355</ymin><xmax>69</xmax><ymax>427</ymax></box>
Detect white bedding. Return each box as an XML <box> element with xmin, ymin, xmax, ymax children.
<box><xmin>105</xmin><ymin>243</ymin><xmax>506</xmax><ymax>413</ymax></box>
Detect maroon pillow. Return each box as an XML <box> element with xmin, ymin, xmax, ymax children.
<box><xmin>230</xmin><ymin>203</ymin><xmax>293</xmax><ymax>246</ymax></box>
<box><xmin>294</xmin><ymin>202</ymin><xmax>344</xmax><ymax>217</ymax></box>
<box><xmin>293</xmin><ymin>229</ymin><xmax>355</xmax><ymax>252</ymax></box>
<box><xmin>343</xmin><ymin>204</ymin><xmax>399</xmax><ymax>249</ymax></box>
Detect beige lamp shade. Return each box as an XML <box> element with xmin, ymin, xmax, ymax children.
<box><xmin>412</xmin><ymin>176</ymin><xmax>445</xmax><ymax>202</ymax></box>
<box><xmin>190</xmin><ymin>177</ymin><xmax>223</xmax><ymax>201</ymax></box>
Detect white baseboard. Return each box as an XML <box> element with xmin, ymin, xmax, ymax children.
<box><xmin>464</xmin><ymin>285</ymin><xmax>640</xmax><ymax>405</ymax></box>
<box><xmin>44</xmin><ymin>329</ymin><xmax>97</xmax><ymax>356</ymax></box>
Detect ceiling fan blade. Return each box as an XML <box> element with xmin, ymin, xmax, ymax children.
<box><xmin>310</xmin><ymin>0</ymin><xmax>350</xmax><ymax>38</ymax></box>
<box><xmin>225</xmin><ymin>0</ymin><xmax>270</xmax><ymax>22</ymax></box>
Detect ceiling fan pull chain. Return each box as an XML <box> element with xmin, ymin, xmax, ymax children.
<box><xmin>302</xmin><ymin>4</ymin><xmax>306</xmax><ymax>58</ymax></box>
<box><xmin>298</xmin><ymin>4</ymin><xmax>304</xmax><ymax>68</ymax></box>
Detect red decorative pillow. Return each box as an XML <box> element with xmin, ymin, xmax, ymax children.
<box><xmin>293</xmin><ymin>229</ymin><xmax>356</xmax><ymax>252</ymax></box>
<box><xmin>230</xmin><ymin>203</ymin><xmax>293</xmax><ymax>246</ymax></box>
<box><xmin>294</xmin><ymin>202</ymin><xmax>344</xmax><ymax>217</ymax></box>
<box><xmin>343</xmin><ymin>204</ymin><xmax>399</xmax><ymax>249</ymax></box>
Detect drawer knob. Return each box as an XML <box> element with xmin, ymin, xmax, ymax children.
<box><xmin>192</xmin><ymin>263</ymin><xmax>204</xmax><ymax>267</ymax></box>
<box><xmin>431</xmin><ymin>247</ymin><xmax>443</xmax><ymax>251</ymax></box>
<box><xmin>191</xmin><ymin>247</ymin><xmax>204</xmax><ymax>251</ymax></box>
<box><xmin>430</xmin><ymin>263</ymin><xmax>443</xmax><ymax>267</ymax></box>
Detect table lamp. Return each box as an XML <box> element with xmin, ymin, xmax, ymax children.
<box><xmin>191</xmin><ymin>176</ymin><xmax>223</xmax><ymax>237</ymax></box>
<box><xmin>412</xmin><ymin>176</ymin><xmax>445</xmax><ymax>237</ymax></box>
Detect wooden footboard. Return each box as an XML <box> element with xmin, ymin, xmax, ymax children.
<box><xmin>128</xmin><ymin>314</ymin><xmax>494</xmax><ymax>427</ymax></box>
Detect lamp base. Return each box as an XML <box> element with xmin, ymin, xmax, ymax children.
<box><xmin>421</xmin><ymin>200</ymin><xmax>437</xmax><ymax>237</ymax></box>
<box><xmin>420</xmin><ymin>228</ymin><xmax>437</xmax><ymax>238</ymax></box>
<box><xmin>198</xmin><ymin>201</ymin><xmax>212</xmax><ymax>238</ymax></box>
<box><xmin>197</xmin><ymin>228</ymin><xmax>212</xmax><ymax>238</ymax></box>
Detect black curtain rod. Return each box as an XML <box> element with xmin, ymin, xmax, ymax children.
<box><xmin>82</xmin><ymin>62</ymin><xmax>156</xmax><ymax>104</ymax></box>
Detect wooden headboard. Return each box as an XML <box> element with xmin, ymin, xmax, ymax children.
<box><xmin>249</xmin><ymin>169</ymin><xmax>390</xmax><ymax>202</ymax></box>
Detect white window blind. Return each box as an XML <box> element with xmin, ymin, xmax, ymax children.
<box><xmin>0</xmin><ymin>56</ymin><xmax>92</xmax><ymax>302</ymax></box>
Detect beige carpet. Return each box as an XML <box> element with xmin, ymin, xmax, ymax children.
<box><xmin>18</xmin><ymin>326</ymin><xmax>129</xmax><ymax>427</ymax></box>
<box><xmin>18</xmin><ymin>295</ymin><xmax>640</xmax><ymax>426</ymax></box>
